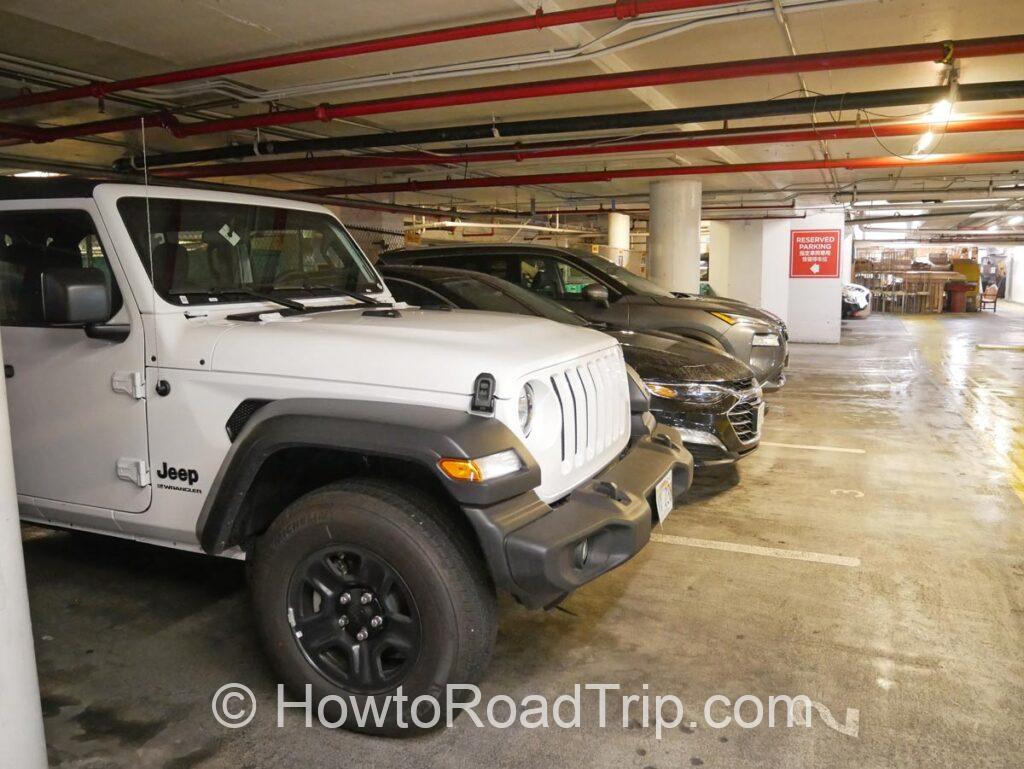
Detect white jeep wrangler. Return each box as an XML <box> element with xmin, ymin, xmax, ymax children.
<box><xmin>0</xmin><ymin>179</ymin><xmax>691</xmax><ymax>734</ymax></box>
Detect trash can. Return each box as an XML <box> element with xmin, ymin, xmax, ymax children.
<box><xmin>946</xmin><ymin>282</ymin><xmax>970</xmax><ymax>313</ymax></box>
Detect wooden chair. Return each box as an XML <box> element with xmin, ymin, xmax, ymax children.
<box><xmin>980</xmin><ymin>284</ymin><xmax>998</xmax><ymax>312</ymax></box>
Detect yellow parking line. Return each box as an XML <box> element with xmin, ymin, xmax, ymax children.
<box><xmin>976</xmin><ymin>344</ymin><xmax>1024</xmax><ymax>351</ymax></box>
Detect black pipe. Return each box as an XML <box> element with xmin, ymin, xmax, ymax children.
<box><xmin>114</xmin><ymin>80</ymin><xmax>1024</xmax><ymax>172</ymax></box>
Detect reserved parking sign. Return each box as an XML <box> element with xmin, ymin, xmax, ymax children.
<box><xmin>790</xmin><ymin>230</ymin><xmax>841</xmax><ymax>278</ymax></box>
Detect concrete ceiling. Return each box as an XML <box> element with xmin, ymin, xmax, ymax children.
<box><xmin>0</xmin><ymin>0</ymin><xmax>1023</xmax><ymax>224</ymax></box>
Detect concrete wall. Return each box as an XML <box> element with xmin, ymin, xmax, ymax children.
<box><xmin>708</xmin><ymin>219</ymin><xmax>790</xmax><ymax>323</ymax></box>
<box><xmin>1008</xmin><ymin>247</ymin><xmax>1024</xmax><ymax>303</ymax></box>
<box><xmin>787</xmin><ymin>211</ymin><xmax>844</xmax><ymax>344</ymax></box>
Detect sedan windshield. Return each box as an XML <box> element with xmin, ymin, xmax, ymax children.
<box><xmin>567</xmin><ymin>250</ymin><xmax>674</xmax><ymax>298</ymax></box>
<box><xmin>430</xmin><ymin>273</ymin><xmax>589</xmax><ymax>326</ymax></box>
<box><xmin>118</xmin><ymin>197</ymin><xmax>382</xmax><ymax>306</ymax></box>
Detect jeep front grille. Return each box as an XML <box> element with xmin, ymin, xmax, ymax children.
<box><xmin>549</xmin><ymin>349</ymin><xmax>629</xmax><ymax>473</ymax></box>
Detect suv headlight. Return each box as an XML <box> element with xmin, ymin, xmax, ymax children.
<box><xmin>752</xmin><ymin>333</ymin><xmax>780</xmax><ymax>347</ymax></box>
<box><xmin>518</xmin><ymin>383</ymin><xmax>534</xmax><ymax>436</ymax></box>
<box><xmin>644</xmin><ymin>381</ymin><xmax>731</xmax><ymax>407</ymax></box>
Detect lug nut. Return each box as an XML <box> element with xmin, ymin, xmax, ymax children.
<box><xmin>337</xmin><ymin>616</ymin><xmax>348</xmax><ymax>627</ymax></box>
<box><xmin>356</xmin><ymin>628</ymin><xmax>369</xmax><ymax>642</ymax></box>
<box><xmin>370</xmin><ymin>615</ymin><xmax>383</xmax><ymax>628</ymax></box>
<box><xmin>360</xmin><ymin>592</ymin><xmax>373</xmax><ymax>605</ymax></box>
<box><xmin>339</xmin><ymin>592</ymin><xmax>351</xmax><ymax>605</ymax></box>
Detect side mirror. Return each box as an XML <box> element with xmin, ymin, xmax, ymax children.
<box><xmin>583</xmin><ymin>283</ymin><xmax>610</xmax><ymax>308</ymax></box>
<box><xmin>42</xmin><ymin>268</ymin><xmax>128</xmax><ymax>341</ymax></box>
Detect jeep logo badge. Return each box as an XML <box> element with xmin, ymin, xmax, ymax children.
<box><xmin>156</xmin><ymin>462</ymin><xmax>199</xmax><ymax>486</ymax></box>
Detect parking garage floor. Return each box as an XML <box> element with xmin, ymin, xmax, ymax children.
<box><xmin>23</xmin><ymin>306</ymin><xmax>1024</xmax><ymax>769</ymax></box>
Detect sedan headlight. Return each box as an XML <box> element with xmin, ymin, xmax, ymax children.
<box><xmin>518</xmin><ymin>383</ymin><xmax>534</xmax><ymax>436</ymax></box>
<box><xmin>644</xmin><ymin>381</ymin><xmax>732</xmax><ymax>407</ymax></box>
<box><xmin>752</xmin><ymin>334</ymin><xmax>780</xmax><ymax>347</ymax></box>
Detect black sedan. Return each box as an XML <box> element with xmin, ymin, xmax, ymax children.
<box><xmin>381</xmin><ymin>265</ymin><xmax>765</xmax><ymax>467</ymax></box>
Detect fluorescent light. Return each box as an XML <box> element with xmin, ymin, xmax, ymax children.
<box><xmin>1009</xmin><ymin>215</ymin><xmax>1023</xmax><ymax>226</ymax></box>
<box><xmin>987</xmin><ymin>225</ymin><xmax>999</xmax><ymax>232</ymax></box>
<box><xmin>914</xmin><ymin>131</ymin><xmax>937</xmax><ymax>154</ymax></box>
<box><xmin>13</xmin><ymin>170</ymin><xmax>61</xmax><ymax>178</ymax></box>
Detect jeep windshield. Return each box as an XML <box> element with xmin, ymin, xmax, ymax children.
<box><xmin>118</xmin><ymin>197</ymin><xmax>384</xmax><ymax>307</ymax></box>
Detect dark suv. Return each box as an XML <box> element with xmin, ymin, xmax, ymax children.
<box><xmin>379</xmin><ymin>244</ymin><xmax>788</xmax><ymax>390</ymax></box>
<box><xmin>382</xmin><ymin>264</ymin><xmax>765</xmax><ymax>466</ymax></box>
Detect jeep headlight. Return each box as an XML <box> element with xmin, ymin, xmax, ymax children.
<box><xmin>644</xmin><ymin>381</ymin><xmax>731</xmax><ymax>407</ymax></box>
<box><xmin>518</xmin><ymin>383</ymin><xmax>534</xmax><ymax>436</ymax></box>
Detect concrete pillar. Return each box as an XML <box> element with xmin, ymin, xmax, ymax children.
<box><xmin>787</xmin><ymin>210</ymin><xmax>845</xmax><ymax>344</ymax></box>
<box><xmin>841</xmin><ymin>231</ymin><xmax>854</xmax><ymax>284</ymax></box>
<box><xmin>607</xmin><ymin>212</ymin><xmax>630</xmax><ymax>253</ymax></box>
<box><xmin>707</xmin><ymin>219</ymin><xmax>791</xmax><ymax>323</ymax></box>
<box><xmin>0</xmin><ymin>335</ymin><xmax>48</xmax><ymax>767</ymax></box>
<box><xmin>648</xmin><ymin>179</ymin><xmax>702</xmax><ymax>293</ymax></box>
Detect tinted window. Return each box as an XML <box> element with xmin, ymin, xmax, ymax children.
<box><xmin>118</xmin><ymin>198</ymin><xmax>381</xmax><ymax>305</ymax></box>
<box><xmin>0</xmin><ymin>210</ymin><xmax>123</xmax><ymax>325</ymax></box>
<box><xmin>517</xmin><ymin>256</ymin><xmax>562</xmax><ymax>298</ymax></box>
<box><xmin>433</xmin><ymin>276</ymin><xmax>538</xmax><ymax>315</ymax></box>
<box><xmin>412</xmin><ymin>252</ymin><xmax>511</xmax><ymax>280</ymax></box>
<box><xmin>386</xmin><ymin>278</ymin><xmax>450</xmax><ymax>308</ymax></box>
<box><xmin>568</xmin><ymin>250</ymin><xmax>673</xmax><ymax>297</ymax></box>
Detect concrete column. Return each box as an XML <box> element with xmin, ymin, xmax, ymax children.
<box><xmin>648</xmin><ymin>179</ymin><xmax>702</xmax><ymax>292</ymax></box>
<box><xmin>607</xmin><ymin>212</ymin><xmax>630</xmax><ymax>252</ymax></box>
<box><xmin>0</xmin><ymin>335</ymin><xmax>47</xmax><ymax>767</ymax></box>
<box><xmin>707</xmin><ymin>219</ymin><xmax>791</xmax><ymax>323</ymax></box>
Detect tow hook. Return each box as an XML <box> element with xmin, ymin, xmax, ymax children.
<box><xmin>594</xmin><ymin>480</ymin><xmax>629</xmax><ymax>503</ymax></box>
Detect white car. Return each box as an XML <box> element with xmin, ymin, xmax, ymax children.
<box><xmin>842</xmin><ymin>283</ymin><xmax>872</xmax><ymax>318</ymax></box>
<box><xmin>0</xmin><ymin>179</ymin><xmax>690</xmax><ymax>735</ymax></box>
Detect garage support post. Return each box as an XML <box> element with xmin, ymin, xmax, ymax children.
<box><xmin>648</xmin><ymin>179</ymin><xmax>702</xmax><ymax>293</ymax></box>
<box><xmin>0</xmin><ymin>335</ymin><xmax>48</xmax><ymax>768</ymax></box>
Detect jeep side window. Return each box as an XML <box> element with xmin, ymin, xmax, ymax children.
<box><xmin>0</xmin><ymin>210</ymin><xmax>123</xmax><ymax>325</ymax></box>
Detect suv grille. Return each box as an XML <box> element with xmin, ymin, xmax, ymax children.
<box><xmin>549</xmin><ymin>349</ymin><xmax>629</xmax><ymax>473</ymax></box>
<box><xmin>728</xmin><ymin>401</ymin><xmax>761</xmax><ymax>444</ymax></box>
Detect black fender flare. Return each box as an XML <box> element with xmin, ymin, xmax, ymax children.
<box><xmin>196</xmin><ymin>398</ymin><xmax>540</xmax><ymax>554</ymax></box>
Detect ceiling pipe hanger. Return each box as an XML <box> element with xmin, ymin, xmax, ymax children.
<box><xmin>4</xmin><ymin>34</ymin><xmax>1024</xmax><ymax>145</ymax></box>
<box><xmin>114</xmin><ymin>79</ymin><xmax>1024</xmax><ymax>172</ymax></box>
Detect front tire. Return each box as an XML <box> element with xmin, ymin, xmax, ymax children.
<box><xmin>249</xmin><ymin>478</ymin><xmax>497</xmax><ymax>736</ymax></box>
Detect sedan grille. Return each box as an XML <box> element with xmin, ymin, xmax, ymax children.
<box><xmin>728</xmin><ymin>401</ymin><xmax>762</xmax><ymax>444</ymax></box>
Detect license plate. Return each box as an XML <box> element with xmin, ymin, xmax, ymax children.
<box><xmin>655</xmin><ymin>471</ymin><xmax>674</xmax><ymax>522</ymax></box>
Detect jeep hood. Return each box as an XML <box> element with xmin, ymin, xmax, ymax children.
<box><xmin>608</xmin><ymin>330</ymin><xmax>753</xmax><ymax>384</ymax></box>
<box><xmin>209</xmin><ymin>307</ymin><xmax>619</xmax><ymax>398</ymax></box>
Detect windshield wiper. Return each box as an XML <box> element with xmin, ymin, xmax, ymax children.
<box><xmin>216</xmin><ymin>289</ymin><xmax>307</xmax><ymax>311</ymax></box>
<box><xmin>292</xmin><ymin>284</ymin><xmax>389</xmax><ymax>307</ymax></box>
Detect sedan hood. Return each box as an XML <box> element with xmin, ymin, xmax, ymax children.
<box><xmin>209</xmin><ymin>306</ymin><xmax>618</xmax><ymax>398</ymax></box>
<box><xmin>607</xmin><ymin>329</ymin><xmax>753</xmax><ymax>384</ymax></box>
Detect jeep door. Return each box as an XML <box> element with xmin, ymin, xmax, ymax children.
<box><xmin>0</xmin><ymin>204</ymin><xmax>150</xmax><ymax>516</ymax></box>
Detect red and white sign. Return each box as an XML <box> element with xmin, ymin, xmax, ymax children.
<box><xmin>790</xmin><ymin>229</ymin><xmax>841</xmax><ymax>278</ymax></box>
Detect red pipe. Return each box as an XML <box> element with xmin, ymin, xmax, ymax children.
<box><xmin>158</xmin><ymin>114</ymin><xmax>1024</xmax><ymax>179</ymax></box>
<box><xmin>5</xmin><ymin>34</ymin><xmax>1023</xmax><ymax>144</ymax></box>
<box><xmin>0</xmin><ymin>0</ymin><xmax>739</xmax><ymax>113</ymax></box>
<box><xmin>309</xmin><ymin>150</ymin><xmax>1024</xmax><ymax>195</ymax></box>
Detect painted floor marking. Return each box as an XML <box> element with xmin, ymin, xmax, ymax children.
<box><xmin>760</xmin><ymin>441</ymin><xmax>866</xmax><ymax>455</ymax></box>
<box><xmin>650</xmin><ymin>533</ymin><xmax>861</xmax><ymax>568</ymax></box>
<box><xmin>976</xmin><ymin>344</ymin><xmax>1024</xmax><ymax>351</ymax></box>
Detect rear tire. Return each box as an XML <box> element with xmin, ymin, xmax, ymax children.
<box><xmin>249</xmin><ymin>478</ymin><xmax>497</xmax><ymax>736</ymax></box>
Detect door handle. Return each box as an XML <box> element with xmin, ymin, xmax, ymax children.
<box><xmin>3</xmin><ymin>364</ymin><xmax>12</xmax><ymax>379</ymax></box>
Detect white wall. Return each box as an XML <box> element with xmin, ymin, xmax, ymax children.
<box><xmin>787</xmin><ymin>210</ymin><xmax>844</xmax><ymax>344</ymax></box>
<box><xmin>1008</xmin><ymin>247</ymin><xmax>1024</xmax><ymax>303</ymax></box>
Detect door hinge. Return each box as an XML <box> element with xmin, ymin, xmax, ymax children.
<box><xmin>112</xmin><ymin>371</ymin><xmax>146</xmax><ymax>400</ymax></box>
<box><xmin>116</xmin><ymin>458</ymin><xmax>150</xmax><ymax>488</ymax></box>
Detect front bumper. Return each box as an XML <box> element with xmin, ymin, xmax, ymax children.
<box><xmin>462</xmin><ymin>425</ymin><xmax>693</xmax><ymax>609</ymax></box>
<box><xmin>653</xmin><ymin>391</ymin><xmax>764</xmax><ymax>467</ymax></box>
